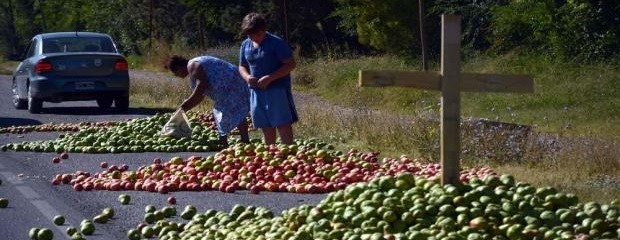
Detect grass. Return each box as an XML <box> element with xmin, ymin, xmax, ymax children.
<box><xmin>462</xmin><ymin>53</ymin><xmax>620</xmax><ymax>138</ymax></box>
<box><xmin>0</xmin><ymin>59</ymin><xmax>17</xmax><ymax>75</ymax></box>
<box><xmin>294</xmin><ymin>53</ymin><xmax>620</xmax><ymax>139</ymax></box>
<box><xmin>129</xmin><ymin>70</ymin><xmax>191</xmax><ymax>110</ymax></box>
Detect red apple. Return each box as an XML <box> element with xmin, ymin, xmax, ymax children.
<box><xmin>83</xmin><ymin>182</ymin><xmax>94</xmax><ymax>191</ymax></box>
<box><xmin>157</xmin><ymin>185</ymin><xmax>169</xmax><ymax>194</ymax></box>
<box><xmin>61</xmin><ymin>174</ymin><xmax>72</xmax><ymax>184</ymax></box>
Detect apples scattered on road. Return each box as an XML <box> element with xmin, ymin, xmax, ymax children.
<box><xmin>54</xmin><ymin>140</ymin><xmax>496</xmax><ymax>194</ymax></box>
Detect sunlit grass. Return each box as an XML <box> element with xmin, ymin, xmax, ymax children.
<box><xmin>0</xmin><ymin>60</ymin><xmax>17</xmax><ymax>75</ymax></box>
<box><xmin>295</xmin><ymin>99</ymin><xmax>439</xmax><ymax>161</ymax></box>
<box><xmin>462</xmin><ymin>53</ymin><xmax>620</xmax><ymax>138</ymax></box>
<box><xmin>295</xmin><ymin>53</ymin><xmax>620</xmax><ymax>139</ymax></box>
<box><xmin>129</xmin><ymin>70</ymin><xmax>215</xmax><ymax>113</ymax></box>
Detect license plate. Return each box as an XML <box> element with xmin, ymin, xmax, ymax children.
<box><xmin>75</xmin><ymin>82</ymin><xmax>95</xmax><ymax>90</ymax></box>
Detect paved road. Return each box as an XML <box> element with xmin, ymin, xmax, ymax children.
<box><xmin>0</xmin><ymin>75</ymin><xmax>326</xmax><ymax>239</ymax></box>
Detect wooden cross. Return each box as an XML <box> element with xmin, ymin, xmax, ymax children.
<box><xmin>359</xmin><ymin>15</ymin><xmax>534</xmax><ymax>185</ymax></box>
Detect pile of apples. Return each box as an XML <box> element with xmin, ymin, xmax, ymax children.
<box><xmin>0</xmin><ymin>112</ymin><xmax>228</xmax><ymax>135</ymax></box>
<box><xmin>2</xmin><ymin>112</ymin><xmax>225</xmax><ymax>153</ymax></box>
<box><xmin>0</xmin><ymin>121</ymin><xmax>118</xmax><ymax>134</ymax></box>
<box><xmin>54</xmin><ymin>140</ymin><xmax>496</xmax><ymax>194</ymax></box>
<box><xmin>129</xmin><ymin>174</ymin><xmax>620</xmax><ymax>240</ymax></box>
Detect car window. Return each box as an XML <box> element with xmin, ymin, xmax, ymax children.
<box><xmin>42</xmin><ymin>40</ymin><xmax>61</xmax><ymax>53</ymax></box>
<box><xmin>43</xmin><ymin>37</ymin><xmax>117</xmax><ymax>53</ymax></box>
<box><xmin>25</xmin><ymin>39</ymin><xmax>37</xmax><ymax>58</ymax></box>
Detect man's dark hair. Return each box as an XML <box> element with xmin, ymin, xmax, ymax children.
<box><xmin>241</xmin><ymin>12</ymin><xmax>267</xmax><ymax>34</ymax></box>
<box><xmin>164</xmin><ymin>55</ymin><xmax>188</xmax><ymax>72</ymax></box>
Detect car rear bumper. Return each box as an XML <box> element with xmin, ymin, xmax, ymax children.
<box><xmin>29</xmin><ymin>75</ymin><xmax>129</xmax><ymax>101</ymax></box>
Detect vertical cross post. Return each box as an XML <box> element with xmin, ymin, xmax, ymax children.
<box><xmin>440</xmin><ymin>15</ymin><xmax>461</xmax><ymax>185</ymax></box>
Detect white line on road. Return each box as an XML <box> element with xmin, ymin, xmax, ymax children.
<box><xmin>31</xmin><ymin>200</ymin><xmax>63</xmax><ymax>220</ymax></box>
<box><xmin>16</xmin><ymin>185</ymin><xmax>42</xmax><ymax>199</ymax></box>
<box><xmin>0</xmin><ymin>171</ymin><xmax>24</xmax><ymax>184</ymax></box>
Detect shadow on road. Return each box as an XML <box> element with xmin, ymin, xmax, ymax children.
<box><xmin>39</xmin><ymin>106</ymin><xmax>175</xmax><ymax>115</ymax></box>
<box><xmin>0</xmin><ymin>117</ymin><xmax>42</xmax><ymax>127</ymax></box>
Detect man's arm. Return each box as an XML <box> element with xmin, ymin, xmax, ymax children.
<box><xmin>180</xmin><ymin>62</ymin><xmax>207</xmax><ymax>111</ymax></box>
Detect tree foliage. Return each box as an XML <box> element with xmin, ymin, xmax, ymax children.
<box><xmin>333</xmin><ymin>0</ymin><xmax>419</xmax><ymax>56</ymax></box>
<box><xmin>0</xmin><ymin>0</ymin><xmax>618</xmax><ymax>62</ymax></box>
<box><xmin>490</xmin><ymin>0</ymin><xmax>620</xmax><ymax>61</ymax></box>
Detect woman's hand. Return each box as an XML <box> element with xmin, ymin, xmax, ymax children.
<box><xmin>257</xmin><ymin>75</ymin><xmax>272</xmax><ymax>89</ymax></box>
<box><xmin>239</xmin><ymin>64</ymin><xmax>258</xmax><ymax>88</ymax></box>
<box><xmin>248</xmin><ymin>76</ymin><xmax>259</xmax><ymax>88</ymax></box>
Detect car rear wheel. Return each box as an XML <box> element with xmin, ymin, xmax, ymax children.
<box><xmin>14</xmin><ymin>97</ymin><xmax>28</xmax><ymax>109</ymax></box>
<box><xmin>28</xmin><ymin>97</ymin><xmax>43</xmax><ymax>114</ymax></box>
<box><xmin>12</xmin><ymin>80</ymin><xmax>27</xmax><ymax>109</ymax></box>
<box><xmin>114</xmin><ymin>94</ymin><xmax>129</xmax><ymax>112</ymax></box>
<box><xmin>96</xmin><ymin>97</ymin><xmax>113</xmax><ymax>109</ymax></box>
<box><xmin>27</xmin><ymin>86</ymin><xmax>43</xmax><ymax>114</ymax></box>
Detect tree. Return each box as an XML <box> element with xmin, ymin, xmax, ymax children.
<box><xmin>0</xmin><ymin>0</ymin><xmax>20</xmax><ymax>59</ymax></box>
<box><xmin>333</xmin><ymin>0</ymin><xmax>419</xmax><ymax>56</ymax></box>
<box><xmin>418</xmin><ymin>0</ymin><xmax>428</xmax><ymax>71</ymax></box>
<box><xmin>551</xmin><ymin>0</ymin><xmax>620</xmax><ymax>60</ymax></box>
<box><xmin>490</xmin><ymin>0</ymin><xmax>620</xmax><ymax>61</ymax></box>
<box><xmin>429</xmin><ymin>0</ymin><xmax>498</xmax><ymax>52</ymax></box>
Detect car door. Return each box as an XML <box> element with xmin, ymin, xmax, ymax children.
<box><xmin>14</xmin><ymin>38</ymin><xmax>38</xmax><ymax>98</ymax></box>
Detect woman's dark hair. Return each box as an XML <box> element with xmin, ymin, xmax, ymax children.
<box><xmin>164</xmin><ymin>55</ymin><xmax>188</xmax><ymax>72</ymax></box>
<box><xmin>241</xmin><ymin>12</ymin><xmax>266</xmax><ymax>34</ymax></box>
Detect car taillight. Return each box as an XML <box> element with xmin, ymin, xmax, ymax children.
<box><xmin>115</xmin><ymin>59</ymin><xmax>128</xmax><ymax>71</ymax></box>
<box><xmin>35</xmin><ymin>59</ymin><xmax>53</xmax><ymax>73</ymax></box>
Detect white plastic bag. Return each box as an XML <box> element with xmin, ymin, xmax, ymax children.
<box><xmin>160</xmin><ymin>109</ymin><xmax>192</xmax><ymax>138</ymax></box>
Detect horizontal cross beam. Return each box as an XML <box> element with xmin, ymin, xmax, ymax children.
<box><xmin>359</xmin><ymin>70</ymin><xmax>534</xmax><ymax>93</ymax></box>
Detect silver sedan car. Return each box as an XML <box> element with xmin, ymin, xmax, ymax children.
<box><xmin>12</xmin><ymin>32</ymin><xmax>130</xmax><ymax>113</ymax></box>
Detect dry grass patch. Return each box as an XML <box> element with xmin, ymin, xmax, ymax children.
<box><xmin>295</xmin><ymin>96</ymin><xmax>439</xmax><ymax>161</ymax></box>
